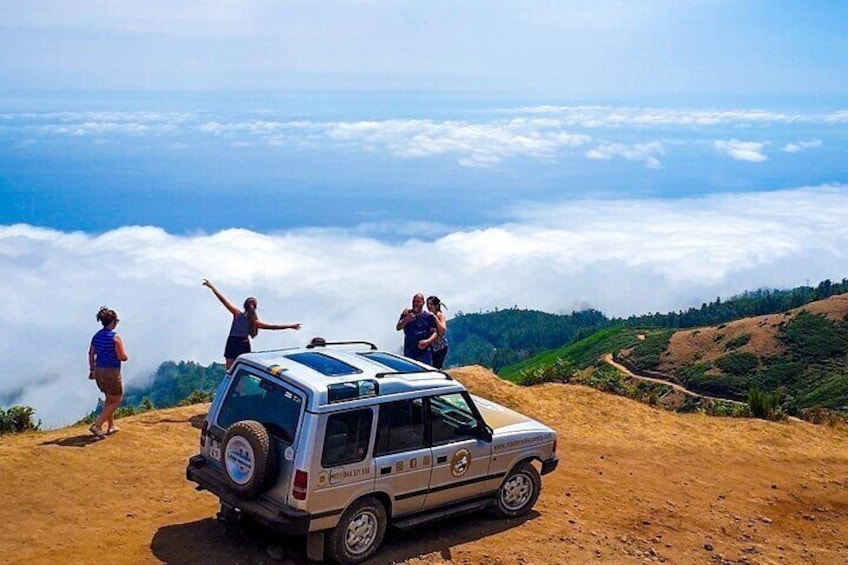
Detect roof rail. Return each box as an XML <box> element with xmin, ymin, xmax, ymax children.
<box><xmin>374</xmin><ymin>369</ymin><xmax>453</xmax><ymax>381</ymax></box>
<box><xmin>306</xmin><ymin>340</ymin><xmax>378</xmax><ymax>350</ymax></box>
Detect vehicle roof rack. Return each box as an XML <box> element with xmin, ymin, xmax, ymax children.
<box><xmin>306</xmin><ymin>340</ymin><xmax>378</xmax><ymax>350</ymax></box>
<box><xmin>374</xmin><ymin>369</ymin><xmax>453</xmax><ymax>381</ymax></box>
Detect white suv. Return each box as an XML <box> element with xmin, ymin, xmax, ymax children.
<box><xmin>186</xmin><ymin>340</ymin><xmax>559</xmax><ymax>564</ymax></box>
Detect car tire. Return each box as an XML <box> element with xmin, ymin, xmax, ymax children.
<box><xmin>326</xmin><ymin>496</ymin><xmax>387</xmax><ymax>564</ymax></box>
<box><xmin>222</xmin><ymin>420</ymin><xmax>277</xmax><ymax>499</ymax></box>
<box><xmin>490</xmin><ymin>461</ymin><xmax>541</xmax><ymax>518</ymax></box>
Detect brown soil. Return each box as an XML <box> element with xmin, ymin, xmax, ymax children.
<box><xmin>661</xmin><ymin>293</ymin><xmax>848</xmax><ymax>372</ymax></box>
<box><xmin>2</xmin><ymin>366</ymin><xmax>848</xmax><ymax>564</ymax></box>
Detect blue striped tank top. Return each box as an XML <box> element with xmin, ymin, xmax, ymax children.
<box><xmin>91</xmin><ymin>328</ymin><xmax>121</xmax><ymax>368</ymax></box>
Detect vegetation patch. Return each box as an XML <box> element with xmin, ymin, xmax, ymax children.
<box><xmin>627</xmin><ymin>330</ymin><xmax>673</xmax><ymax>371</ymax></box>
<box><xmin>0</xmin><ymin>406</ymin><xmax>41</xmax><ymax>435</ymax></box>
<box><xmin>724</xmin><ymin>333</ymin><xmax>751</xmax><ymax>351</ymax></box>
<box><xmin>715</xmin><ymin>352</ymin><xmax>760</xmax><ymax>377</ymax></box>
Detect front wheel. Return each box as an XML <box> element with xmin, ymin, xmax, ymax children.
<box><xmin>490</xmin><ymin>461</ymin><xmax>541</xmax><ymax>518</ymax></box>
<box><xmin>326</xmin><ymin>497</ymin><xmax>387</xmax><ymax>564</ymax></box>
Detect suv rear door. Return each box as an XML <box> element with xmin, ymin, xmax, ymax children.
<box><xmin>422</xmin><ymin>392</ymin><xmax>494</xmax><ymax>510</ymax></box>
<box><xmin>209</xmin><ymin>367</ymin><xmax>306</xmax><ymax>504</ymax></box>
<box><xmin>372</xmin><ymin>397</ymin><xmax>432</xmax><ymax>516</ymax></box>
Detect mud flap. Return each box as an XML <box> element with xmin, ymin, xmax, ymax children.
<box><xmin>306</xmin><ymin>531</ymin><xmax>324</xmax><ymax>562</ymax></box>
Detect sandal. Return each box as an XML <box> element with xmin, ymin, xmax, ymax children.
<box><xmin>106</xmin><ymin>426</ymin><xmax>121</xmax><ymax>435</ymax></box>
<box><xmin>89</xmin><ymin>424</ymin><xmax>107</xmax><ymax>439</ymax></box>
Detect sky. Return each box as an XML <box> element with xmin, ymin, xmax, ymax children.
<box><xmin>1</xmin><ymin>1</ymin><xmax>847</xmax><ymax>427</ymax></box>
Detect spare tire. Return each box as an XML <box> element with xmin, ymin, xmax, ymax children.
<box><xmin>222</xmin><ymin>420</ymin><xmax>277</xmax><ymax>498</ymax></box>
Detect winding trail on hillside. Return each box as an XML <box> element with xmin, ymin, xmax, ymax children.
<box><xmin>602</xmin><ymin>353</ymin><xmax>747</xmax><ymax>406</ymax></box>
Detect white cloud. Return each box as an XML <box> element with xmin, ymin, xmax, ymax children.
<box><xmin>512</xmin><ymin>106</ymin><xmax>848</xmax><ymax>127</ymax></box>
<box><xmin>2</xmin><ymin>184</ymin><xmax>848</xmax><ymax>427</ymax></box>
<box><xmin>714</xmin><ymin>139</ymin><xmax>768</xmax><ymax>162</ymax></box>
<box><xmin>585</xmin><ymin>141</ymin><xmax>665</xmax><ymax>169</ymax></box>
<box><xmin>782</xmin><ymin>139</ymin><xmax>823</xmax><ymax>153</ymax></box>
<box><xmin>4</xmin><ymin>105</ymin><xmax>845</xmax><ymax>167</ymax></box>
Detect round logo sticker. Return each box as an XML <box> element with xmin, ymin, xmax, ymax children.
<box><xmin>284</xmin><ymin>446</ymin><xmax>295</xmax><ymax>461</ymax></box>
<box><xmin>450</xmin><ymin>448</ymin><xmax>471</xmax><ymax>478</ymax></box>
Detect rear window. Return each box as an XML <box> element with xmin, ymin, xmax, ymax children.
<box><xmin>285</xmin><ymin>352</ymin><xmax>361</xmax><ymax>376</ymax></box>
<box><xmin>217</xmin><ymin>370</ymin><xmax>303</xmax><ymax>443</ymax></box>
<box><xmin>359</xmin><ymin>351</ymin><xmax>423</xmax><ymax>373</ymax></box>
<box><xmin>322</xmin><ymin>409</ymin><xmax>373</xmax><ymax>468</ymax></box>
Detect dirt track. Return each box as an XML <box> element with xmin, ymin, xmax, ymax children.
<box><xmin>2</xmin><ymin>366</ymin><xmax>848</xmax><ymax>564</ymax></box>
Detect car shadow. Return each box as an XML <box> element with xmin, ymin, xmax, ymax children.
<box><xmin>151</xmin><ymin>509</ymin><xmax>539</xmax><ymax>564</ymax></box>
<box><xmin>39</xmin><ymin>434</ymin><xmax>103</xmax><ymax>448</ymax></box>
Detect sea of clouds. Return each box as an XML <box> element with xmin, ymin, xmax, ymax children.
<box><xmin>2</xmin><ymin>183</ymin><xmax>848</xmax><ymax>427</ymax></box>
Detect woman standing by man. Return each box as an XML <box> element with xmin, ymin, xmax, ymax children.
<box><xmin>203</xmin><ymin>279</ymin><xmax>302</xmax><ymax>370</ymax></box>
<box><xmin>88</xmin><ymin>306</ymin><xmax>128</xmax><ymax>439</ymax></box>
<box><xmin>427</xmin><ymin>295</ymin><xmax>449</xmax><ymax>369</ymax></box>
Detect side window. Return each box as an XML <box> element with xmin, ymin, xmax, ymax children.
<box><xmin>375</xmin><ymin>399</ymin><xmax>425</xmax><ymax>456</ymax></box>
<box><xmin>428</xmin><ymin>393</ymin><xmax>480</xmax><ymax>446</ymax></box>
<box><xmin>217</xmin><ymin>370</ymin><xmax>302</xmax><ymax>443</ymax></box>
<box><xmin>322</xmin><ymin>409</ymin><xmax>373</xmax><ymax>468</ymax></box>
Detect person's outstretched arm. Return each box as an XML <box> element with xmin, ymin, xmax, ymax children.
<box><xmin>202</xmin><ymin>279</ymin><xmax>240</xmax><ymax>316</ymax></box>
<box><xmin>256</xmin><ymin>321</ymin><xmax>302</xmax><ymax>331</ymax></box>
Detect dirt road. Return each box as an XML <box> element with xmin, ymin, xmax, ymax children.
<box><xmin>603</xmin><ymin>353</ymin><xmax>746</xmax><ymax>406</ymax></box>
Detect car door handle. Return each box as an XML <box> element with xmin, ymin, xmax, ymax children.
<box><xmin>380</xmin><ymin>466</ymin><xmax>392</xmax><ymax>475</ymax></box>
<box><xmin>437</xmin><ymin>455</ymin><xmax>447</xmax><ymax>464</ymax></box>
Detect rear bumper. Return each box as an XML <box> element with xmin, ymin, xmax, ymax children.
<box><xmin>186</xmin><ymin>454</ymin><xmax>311</xmax><ymax>535</ymax></box>
<box><xmin>540</xmin><ymin>455</ymin><xmax>559</xmax><ymax>475</ymax></box>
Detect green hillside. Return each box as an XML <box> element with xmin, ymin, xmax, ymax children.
<box><xmin>447</xmin><ymin>278</ymin><xmax>848</xmax><ymax>371</ymax></box>
<box><xmin>498</xmin><ymin>327</ymin><xmax>646</xmax><ymax>382</ymax></box>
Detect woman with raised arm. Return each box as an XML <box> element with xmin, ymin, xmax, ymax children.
<box><xmin>88</xmin><ymin>306</ymin><xmax>128</xmax><ymax>439</ymax></box>
<box><xmin>203</xmin><ymin>279</ymin><xmax>302</xmax><ymax>370</ymax></box>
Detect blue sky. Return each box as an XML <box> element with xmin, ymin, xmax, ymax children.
<box><xmin>1</xmin><ymin>1</ymin><xmax>847</xmax><ymax>426</ymax></box>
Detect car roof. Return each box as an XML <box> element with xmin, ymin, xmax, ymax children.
<box><xmin>234</xmin><ymin>341</ymin><xmax>465</xmax><ymax>412</ymax></box>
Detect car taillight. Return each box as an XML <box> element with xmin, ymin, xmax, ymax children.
<box><xmin>552</xmin><ymin>437</ymin><xmax>558</xmax><ymax>455</ymax></box>
<box><xmin>200</xmin><ymin>420</ymin><xmax>209</xmax><ymax>449</ymax></box>
<box><xmin>292</xmin><ymin>469</ymin><xmax>308</xmax><ymax>500</ymax></box>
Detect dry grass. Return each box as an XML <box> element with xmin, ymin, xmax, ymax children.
<box><xmin>2</xmin><ymin>366</ymin><xmax>848</xmax><ymax>564</ymax></box>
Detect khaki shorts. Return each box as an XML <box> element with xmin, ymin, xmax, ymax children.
<box><xmin>94</xmin><ymin>367</ymin><xmax>123</xmax><ymax>396</ymax></box>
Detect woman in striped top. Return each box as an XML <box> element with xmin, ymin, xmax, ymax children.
<box><xmin>88</xmin><ymin>306</ymin><xmax>129</xmax><ymax>439</ymax></box>
<box><xmin>203</xmin><ymin>279</ymin><xmax>302</xmax><ymax>370</ymax></box>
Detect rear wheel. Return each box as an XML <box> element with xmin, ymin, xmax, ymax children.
<box><xmin>491</xmin><ymin>461</ymin><xmax>541</xmax><ymax>518</ymax></box>
<box><xmin>326</xmin><ymin>497</ymin><xmax>387</xmax><ymax>564</ymax></box>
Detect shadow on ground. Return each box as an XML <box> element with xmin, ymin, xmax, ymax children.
<box><xmin>39</xmin><ymin>434</ymin><xmax>103</xmax><ymax>448</ymax></box>
<box><xmin>151</xmin><ymin>510</ymin><xmax>539</xmax><ymax>564</ymax></box>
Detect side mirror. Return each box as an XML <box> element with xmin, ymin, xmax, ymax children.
<box><xmin>477</xmin><ymin>425</ymin><xmax>493</xmax><ymax>443</ymax></box>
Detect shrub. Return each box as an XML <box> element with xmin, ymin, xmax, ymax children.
<box><xmin>179</xmin><ymin>389</ymin><xmax>214</xmax><ymax>406</ymax></box>
<box><xmin>798</xmin><ymin>407</ymin><xmax>847</xmax><ymax>426</ymax></box>
<box><xmin>747</xmin><ymin>389</ymin><xmax>784</xmax><ymax>421</ymax></box>
<box><xmin>779</xmin><ymin>311</ymin><xmax>848</xmax><ymax>362</ymax></box>
<box><xmin>724</xmin><ymin>333</ymin><xmax>751</xmax><ymax>351</ymax></box>
<box><xmin>0</xmin><ymin>406</ymin><xmax>41</xmax><ymax>434</ymax></box>
<box><xmin>628</xmin><ymin>331</ymin><xmax>673</xmax><ymax>370</ymax></box>
<box><xmin>517</xmin><ymin>358</ymin><xmax>576</xmax><ymax>386</ymax></box>
<box><xmin>715</xmin><ymin>352</ymin><xmax>759</xmax><ymax>377</ymax></box>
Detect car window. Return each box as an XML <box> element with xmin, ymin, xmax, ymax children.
<box><xmin>217</xmin><ymin>370</ymin><xmax>303</xmax><ymax>443</ymax></box>
<box><xmin>285</xmin><ymin>352</ymin><xmax>361</xmax><ymax>376</ymax></box>
<box><xmin>322</xmin><ymin>408</ymin><xmax>373</xmax><ymax>468</ymax></box>
<box><xmin>428</xmin><ymin>393</ymin><xmax>479</xmax><ymax>446</ymax></box>
<box><xmin>358</xmin><ymin>351</ymin><xmax>422</xmax><ymax>372</ymax></box>
<box><xmin>375</xmin><ymin>399</ymin><xmax>425</xmax><ymax>456</ymax></box>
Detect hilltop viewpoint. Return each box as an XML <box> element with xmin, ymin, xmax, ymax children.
<box><xmin>2</xmin><ymin>366</ymin><xmax>847</xmax><ymax>564</ymax></box>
